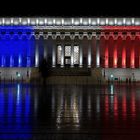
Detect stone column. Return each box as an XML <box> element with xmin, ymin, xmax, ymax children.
<box><xmin>87</xmin><ymin>36</ymin><xmax>92</xmax><ymax>68</ymax></box>
<box><xmin>61</xmin><ymin>44</ymin><xmax>64</xmax><ymax>67</ymax></box>
<box><xmin>35</xmin><ymin>35</ymin><xmax>39</xmax><ymax>67</ymax></box>
<box><xmin>71</xmin><ymin>43</ymin><xmax>74</xmax><ymax>67</ymax></box>
<box><xmin>130</xmin><ymin>37</ymin><xmax>135</xmax><ymax>68</ymax></box>
<box><xmin>26</xmin><ymin>35</ymin><xmax>31</xmax><ymax>67</ymax></box>
<box><xmin>122</xmin><ymin>35</ymin><xmax>126</xmax><ymax>68</ymax></box>
<box><xmin>70</xmin><ymin>35</ymin><xmax>75</xmax><ymax>67</ymax></box>
<box><xmin>79</xmin><ymin>35</ymin><xmax>83</xmax><ymax>68</ymax></box>
<box><xmin>113</xmin><ymin>38</ymin><xmax>118</xmax><ymax>68</ymax></box>
<box><xmin>79</xmin><ymin>44</ymin><xmax>83</xmax><ymax>67</ymax></box>
<box><xmin>52</xmin><ymin>35</ymin><xmax>56</xmax><ymax>67</ymax></box>
<box><xmin>60</xmin><ymin>35</ymin><xmax>65</xmax><ymax>67</ymax></box>
<box><xmin>43</xmin><ymin>35</ymin><xmax>48</xmax><ymax>61</ymax></box>
<box><xmin>105</xmin><ymin>36</ymin><xmax>109</xmax><ymax>68</ymax></box>
<box><xmin>88</xmin><ymin>43</ymin><xmax>91</xmax><ymax>68</ymax></box>
<box><xmin>96</xmin><ymin>36</ymin><xmax>100</xmax><ymax>67</ymax></box>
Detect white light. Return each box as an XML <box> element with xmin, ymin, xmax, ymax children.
<box><xmin>62</xmin><ymin>18</ymin><xmax>64</xmax><ymax>26</ymax></box>
<box><xmin>110</xmin><ymin>84</ymin><xmax>114</xmax><ymax>94</ymax></box>
<box><xmin>111</xmin><ymin>74</ymin><xmax>114</xmax><ymax>78</ymax></box>
<box><xmin>17</xmin><ymin>73</ymin><xmax>21</xmax><ymax>77</ymax></box>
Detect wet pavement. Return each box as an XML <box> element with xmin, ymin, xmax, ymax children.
<box><xmin>0</xmin><ymin>83</ymin><xmax>140</xmax><ymax>139</ymax></box>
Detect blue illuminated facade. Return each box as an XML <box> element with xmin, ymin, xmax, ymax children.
<box><xmin>0</xmin><ymin>26</ymin><xmax>35</xmax><ymax>67</ymax></box>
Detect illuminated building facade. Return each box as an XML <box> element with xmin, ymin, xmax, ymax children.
<box><xmin>1</xmin><ymin>17</ymin><xmax>140</xmax><ymax>81</ymax></box>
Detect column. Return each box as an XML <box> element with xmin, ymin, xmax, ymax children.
<box><xmin>35</xmin><ymin>36</ymin><xmax>39</xmax><ymax>67</ymax></box>
<box><xmin>18</xmin><ymin>54</ymin><xmax>22</xmax><ymax>67</ymax></box>
<box><xmin>43</xmin><ymin>37</ymin><xmax>47</xmax><ymax>60</ymax></box>
<box><xmin>61</xmin><ymin>44</ymin><xmax>64</xmax><ymax>67</ymax></box>
<box><xmin>71</xmin><ymin>43</ymin><xmax>74</xmax><ymax>67</ymax></box>
<box><xmin>52</xmin><ymin>42</ymin><xmax>56</xmax><ymax>67</ymax></box>
<box><xmin>96</xmin><ymin>36</ymin><xmax>100</xmax><ymax>67</ymax></box>
<box><xmin>10</xmin><ymin>55</ymin><xmax>14</xmax><ymax>67</ymax></box>
<box><xmin>88</xmin><ymin>41</ymin><xmax>91</xmax><ymax>68</ymax></box>
<box><xmin>122</xmin><ymin>45</ymin><xmax>126</xmax><ymax>68</ymax></box>
<box><xmin>122</xmin><ymin>36</ymin><xmax>126</xmax><ymax>68</ymax></box>
<box><xmin>130</xmin><ymin>39</ymin><xmax>135</xmax><ymax>68</ymax></box>
<box><xmin>105</xmin><ymin>39</ymin><xmax>109</xmax><ymax>68</ymax></box>
<box><xmin>27</xmin><ymin>36</ymin><xmax>31</xmax><ymax>67</ymax></box>
<box><xmin>79</xmin><ymin>44</ymin><xmax>83</xmax><ymax>67</ymax></box>
<box><xmin>113</xmin><ymin>39</ymin><xmax>117</xmax><ymax>68</ymax></box>
<box><xmin>1</xmin><ymin>55</ymin><xmax>5</xmax><ymax>67</ymax></box>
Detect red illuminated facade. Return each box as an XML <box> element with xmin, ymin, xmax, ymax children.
<box><xmin>99</xmin><ymin>26</ymin><xmax>140</xmax><ymax>68</ymax></box>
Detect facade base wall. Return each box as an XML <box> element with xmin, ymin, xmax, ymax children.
<box><xmin>0</xmin><ymin>67</ymin><xmax>39</xmax><ymax>81</ymax></box>
<box><xmin>103</xmin><ymin>68</ymin><xmax>140</xmax><ymax>81</ymax></box>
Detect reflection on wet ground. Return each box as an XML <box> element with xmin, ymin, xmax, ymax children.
<box><xmin>0</xmin><ymin>83</ymin><xmax>140</xmax><ymax>139</ymax></box>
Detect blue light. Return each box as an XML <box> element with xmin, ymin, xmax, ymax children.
<box><xmin>1</xmin><ymin>55</ymin><xmax>5</xmax><ymax>67</ymax></box>
<box><xmin>0</xmin><ymin>26</ymin><xmax>35</xmax><ymax>67</ymax></box>
<box><xmin>10</xmin><ymin>55</ymin><xmax>14</xmax><ymax>67</ymax></box>
<box><xmin>27</xmin><ymin>56</ymin><xmax>31</xmax><ymax>67</ymax></box>
<box><xmin>18</xmin><ymin>54</ymin><xmax>22</xmax><ymax>67</ymax></box>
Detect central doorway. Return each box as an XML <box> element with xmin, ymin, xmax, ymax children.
<box><xmin>56</xmin><ymin>45</ymin><xmax>80</xmax><ymax>67</ymax></box>
<box><xmin>65</xmin><ymin>46</ymin><xmax>71</xmax><ymax>66</ymax></box>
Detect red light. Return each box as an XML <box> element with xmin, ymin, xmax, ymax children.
<box><xmin>113</xmin><ymin>44</ymin><xmax>117</xmax><ymax>68</ymax></box>
<box><xmin>105</xmin><ymin>95</ymin><xmax>109</xmax><ymax>120</ymax></box>
<box><xmin>131</xmin><ymin>91</ymin><xmax>136</xmax><ymax>120</ymax></box>
<box><xmin>105</xmin><ymin>45</ymin><xmax>108</xmax><ymax>68</ymax></box>
<box><xmin>122</xmin><ymin>94</ymin><xmax>127</xmax><ymax>120</ymax></box>
<box><xmin>102</xmin><ymin>26</ymin><xmax>140</xmax><ymax>30</ymax></box>
<box><xmin>131</xmin><ymin>46</ymin><xmax>135</xmax><ymax>68</ymax></box>
<box><xmin>114</xmin><ymin>95</ymin><xmax>118</xmax><ymax>120</ymax></box>
<box><xmin>122</xmin><ymin>47</ymin><xmax>126</xmax><ymax>68</ymax></box>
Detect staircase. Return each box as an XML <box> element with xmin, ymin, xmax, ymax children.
<box><xmin>48</xmin><ymin>67</ymin><xmax>91</xmax><ymax>76</ymax></box>
<box><xmin>30</xmin><ymin>67</ymin><xmax>107</xmax><ymax>85</ymax></box>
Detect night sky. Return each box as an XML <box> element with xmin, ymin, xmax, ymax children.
<box><xmin>0</xmin><ymin>0</ymin><xmax>139</xmax><ymax>17</ymax></box>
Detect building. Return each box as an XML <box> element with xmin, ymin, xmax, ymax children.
<box><xmin>0</xmin><ymin>17</ymin><xmax>140</xmax><ymax>82</ymax></box>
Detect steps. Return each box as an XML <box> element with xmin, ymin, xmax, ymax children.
<box><xmin>30</xmin><ymin>67</ymin><xmax>107</xmax><ymax>85</ymax></box>
<box><xmin>48</xmin><ymin>67</ymin><xmax>91</xmax><ymax>76</ymax></box>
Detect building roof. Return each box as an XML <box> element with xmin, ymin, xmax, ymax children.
<box><xmin>0</xmin><ymin>17</ymin><xmax>140</xmax><ymax>26</ymax></box>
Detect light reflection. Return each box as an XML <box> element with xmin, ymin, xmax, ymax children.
<box><xmin>96</xmin><ymin>96</ymin><xmax>100</xmax><ymax>113</ymax></box>
<box><xmin>25</xmin><ymin>87</ymin><xmax>30</xmax><ymax>117</ymax></box>
<box><xmin>131</xmin><ymin>88</ymin><xmax>136</xmax><ymax>120</ymax></box>
<box><xmin>114</xmin><ymin>95</ymin><xmax>118</xmax><ymax>121</ymax></box>
<box><xmin>0</xmin><ymin>83</ymin><xmax>32</xmax><ymax>139</ymax></box>
<box><xmin>56</xmin><ymin>91</ymin><xmax>63</xmax><ymax>127</ymax></box>
<box><xmin>0</xmin><ymin>88</ymin><xmax>4</xmax><ymax>116</ymax></box>
<box><xmin>8</xmin><ymin>87</ymin><xmax>13</xmax><ymax>116</ymax></box>
<box><xmin>110</xmin><ymin>84</ymin><xmax>114</xmax><ymax>95</ymax></box>
<box><xmin>34</xmin><ymin>91</ymin><xmax>38</xmax><ymax>115</ymax></box>
<box><xmin>105</xmin><ymin>95</ymin><xmax>109</xmax><ymax>120</ymax></box>
<box><xmin>16</xmin><ymin>83</ymin><xmax>21</xmax><ymax>105</ymax></box>
<box><xmin>56</xmin><ymin>87</ymin><xmax>80</xmax><ymax>129</ymax></box>
<box><xmin>122</xmin><ymin>92</ymin><xmax>127</xmax><ymax>120</ymax></box>
<box><xmin>73</xmin><ymin>95</ymin><xmax>80</xmax><ymax>124</ymax></box>
<box><xmin>88</xmin><ymin>93</ymin><xmax>91</xmax><ymax>117</ymax></box>
<box><xmin>0</xmin><ymin>83</ymin><xmax>140</xmax><ymax>138</ymax></box>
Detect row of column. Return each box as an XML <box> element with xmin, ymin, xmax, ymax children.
<box><xmin>35</xmin><ymin>37</ymin><xmax>96</xmax><ymax>68</ymax></box>
<box><xmin>104</xmin><ymin>38</ymin><xmax>139</xmax><ymax>68</ymax></box>
<box><xmin>13</xmin><ymin>34</ymin><xmax>140</xmax><ymax>69</ymax></box>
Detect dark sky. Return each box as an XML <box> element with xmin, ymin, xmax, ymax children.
<box><xmin>0</xmin><ymin>0</ymin><xmax>139</xmax><ymax>17</ymax></box>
